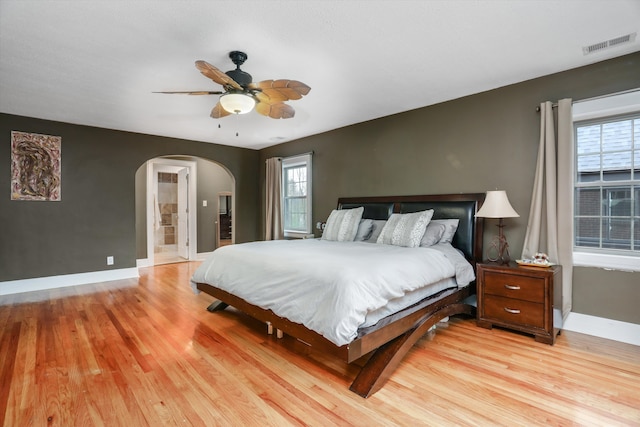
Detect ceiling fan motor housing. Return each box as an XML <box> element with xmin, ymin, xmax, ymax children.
<box><xmin>225</xmin><ymin>69</ymin><xmax>252</xmax><ymax>87</ymax></box>
<box><xmin>226</xmin><ymin>51</ymin><xmax>252</xmax><ymax>88</ymax></box>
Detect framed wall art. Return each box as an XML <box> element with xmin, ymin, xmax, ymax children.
<box><xmin>10</xmin><ymin>131</ymin><xmax>62</xmax><ymax>201</ymax></box>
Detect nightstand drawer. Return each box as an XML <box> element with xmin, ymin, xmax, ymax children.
<box><xmin>483</xmin><ymin>271</ymin><xmax>544</xmax><ymax>303</ymax></box>
<box><xmin>483</xmin><ymin>295</ymin><xmax>544</xmax><ymax>328</ymax></box>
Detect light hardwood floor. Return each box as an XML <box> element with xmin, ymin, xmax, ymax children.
<box><xmin>1</xmin><ymin>262</ymin><xmax>639</xmax><ymax>426</ymax></box>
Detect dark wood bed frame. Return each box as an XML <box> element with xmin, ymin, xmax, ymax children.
<box><xmin>196</xmin><ymin>193</ymin><xmax>485</xmax><ymax>398</ymax></box>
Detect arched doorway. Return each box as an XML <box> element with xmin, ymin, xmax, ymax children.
<box><xmin>135</xmin><ymin>156</ymin><xmax>235</xmax><ymax>267</ymax></box>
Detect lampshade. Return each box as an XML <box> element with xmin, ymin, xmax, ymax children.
<box><xmin>219</xmin><ymin>93</ymin><xmax>255</xmax><ymax>115</ymax></box>
<box><xmin>475</xmin><ymin>190</ymin><xmax>519</xmax><ymax>218</ymax></box>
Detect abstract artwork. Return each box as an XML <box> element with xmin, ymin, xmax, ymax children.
<box><xmin>11</xmin><ymin>131</ymin><xmax>62</xmax><ymax>201</ymax></box>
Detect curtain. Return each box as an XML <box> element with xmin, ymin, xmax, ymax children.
<box><xmin>265</xmin><ymin>157</ymin><xmax>283</xmax><ymax>240</ymax></box>
<box><xmin>522</xmin><ymin>99</ymin><xmax>574</xmax><ymax>319</ymax></box>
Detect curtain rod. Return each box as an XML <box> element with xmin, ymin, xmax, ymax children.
<box><xmin>265</xmin><ymin>151</ymin><xmax>314</xmax><ymax>162</ymax></box>
<box><xmin>293</xmin><ymin>151</ymin><xmax>314</xmax><ymax>157</ymax></box>
<box><xmin>535</xmin><ymin>87</ymin><xmax>640</xmax><ymax>112</ymax></box>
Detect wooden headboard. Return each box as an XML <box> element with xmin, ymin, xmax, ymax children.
<box><xmin>337</xmin><ymin>193</ymin><xmax>485</xmax><ymax>263</ymax></box>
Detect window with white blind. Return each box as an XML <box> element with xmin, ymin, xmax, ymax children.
<box><xmin>282</xmin><ymin>153</ymin><xmax>312</xmax><ymax>238</ymax></box>
<box><xmin>572</xmin><ymin>90</ymin><xmax>640</xmax><ymax>271</ymax></box>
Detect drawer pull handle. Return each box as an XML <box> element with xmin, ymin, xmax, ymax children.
<box><xmin>504</xmin><ymin>307</ymin><xmax>521</xmax><ymax>314</ymax></box>
<box><xmin>504</xmin><ymin>284</ymin><xmax>521</xmax><ymax>290</ymax></box>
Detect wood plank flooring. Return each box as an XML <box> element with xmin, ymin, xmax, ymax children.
<box><xmin>1</xmin><ymin>262</ymin><xmax>639</xmax><ymax>426</ymax></box>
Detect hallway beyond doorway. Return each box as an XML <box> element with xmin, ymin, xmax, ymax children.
<box><xmin>153</xmin><ymin>244</ymin><xmax>188</xmax><ymax>265</ymax></box>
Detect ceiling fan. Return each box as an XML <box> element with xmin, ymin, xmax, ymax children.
<box><xmin>155</xmin><ymin>51</ymin><xmax>310</xmax><ymax>119</ymax></box>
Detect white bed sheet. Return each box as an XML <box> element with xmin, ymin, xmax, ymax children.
<box><xmin>360</xmin><ymin>276</ymin><xmax>458</xmax><ymax>328</ymax></box>
<box><xmin>191</xmin><ymin>239</ymin><xmax>474</xmax><ymax>346</ymax></box>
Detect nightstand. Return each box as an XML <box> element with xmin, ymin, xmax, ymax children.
<box><xmin>476</xmin><ymin>262</ymin><xmax>563</xmax><ymax>345</ymax></box>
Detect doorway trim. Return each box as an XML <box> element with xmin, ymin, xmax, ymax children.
<box><xmin>146</xmin><ymin>158</ymin><xmax>197</xmax><ymax>266</ymax></box>
<box><xmin>216</xmin><ymin>191</ymin><xmax>234</xmax><ymax>248</ymax></box>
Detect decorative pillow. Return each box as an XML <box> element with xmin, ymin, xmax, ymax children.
<box><xmin>321</xmin><ymin>207</ymin><xmax>364</xmax><ymax>241</ymax></box>
<box><xmin>364</xmin><ymin>220</ymin><xmax>387</xmax><ymax>243</ymax></box>
<box><xmin>376</xmin><ymin>210</ymin><xmax>434</xmax><ymax>248</ymax></box>
<box><xmin>431</xmin><ymin>219</ymin><xmax>460</xmax><ymax>244</ymax></box>
<box><xmin>354</xmin><ymin>219</ymin><xmax>374</xmax><ymax>241</ymax></box>
<box><xmin>420</xmin><ymin>221</ymin><xmax>447</xmax><ymax>247</ymax></box>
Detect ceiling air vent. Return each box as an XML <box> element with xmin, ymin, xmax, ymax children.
<box><xmin>583</xmin><ymin>32</ymin><xmax>637</xmax><ymax>55</ymax></box>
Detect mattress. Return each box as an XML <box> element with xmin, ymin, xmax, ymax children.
<box><xmin>191</xmin><ymin>239</ymin><xmax>474</xmax><ymax>346</ymax></box>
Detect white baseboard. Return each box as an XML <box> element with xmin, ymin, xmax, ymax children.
<box><xmin>136</xmin><ymin>253</ymin><xmax>210</xmax><ymax>267</ymax></box>
<box><xmin>563</xmin><ymin>312</ymin><xmax>640</xmax><ymax>347</ymax></box>
<box><xmin>0</xmin><ymin>268</ymin><xmax>139</xmax><ymax>296</ymax></box>
<box><xmin>136</xmin><ymin>258</ymin><xmax>152</xmax><ymax>268</ymax></box>
<box><xmin>197</xmin><ymin>251</ymin><xmax>213</xmax><ymax>261</ymax></box>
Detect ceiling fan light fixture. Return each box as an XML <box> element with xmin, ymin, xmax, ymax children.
<box><xmin>220</xmin><ymin>93</ymin><xmax>255</xmax><ymax>114</ymax></box>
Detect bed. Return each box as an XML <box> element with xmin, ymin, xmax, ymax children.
<box><xmin>191</xmin><ymin>193</ymin><xmax>485</xmax><ymax>397</ymax></box>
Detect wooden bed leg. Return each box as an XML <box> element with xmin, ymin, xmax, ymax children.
<box><xmin>350</xmin><ymin>303</ymin><xmax>474</xmax><ymax>398</ymax></box>
<box><xmin>206</xmin><ymin>301</ymin><xmax>229</xmax><ymax>312</ymax></box>
<box><xmin>265</xmin><ymin>323</ymin><xmax>283</xmax><ymax>338</ymax></box>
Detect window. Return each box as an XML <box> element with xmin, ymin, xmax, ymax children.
<box><xmin>573</xmin><ymin>91</ymin><xmax>640</xmax><ymax>271</ymax></box>
<box><xmin>282</xmin><ymin>153</ymin><xmax>312</xmax><ymax>238</ymax></box>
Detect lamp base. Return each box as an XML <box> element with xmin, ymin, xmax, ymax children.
<box><xmin>486</xmin><ymin>219</ymin><xmax>511</xmax><ymax>264</ymax></box>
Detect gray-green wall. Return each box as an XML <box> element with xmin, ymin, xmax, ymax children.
<box><xmin>0</xmin><ymin>114</ymin><xmax>259</xmax><ymax>282</ymax></box>
<box><xmin>260</xmin><ymin>52</ymin><xmax>640</xmax><ymax>325</ymax></box>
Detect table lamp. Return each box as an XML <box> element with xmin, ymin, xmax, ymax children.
<box><xmin>475</xmin><ymin>190</ymin><xmax>520</xmax><ymax>264</ymax></box>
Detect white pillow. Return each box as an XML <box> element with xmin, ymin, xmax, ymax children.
<box><xmin>354</xmin><ymin>219</ymin><xmax>374</xmax><ymax>241</ymax></box>
<box><xmin>431</xmin><ymin>219</ymin><xmax>460</xmax><ymax>244</ymax></box>
<box><xmin>420</xmin><ymin>221</ymin><xmax>447</xmax><ymax>247</ymax></box>
<box><xmin>376</xmin><ymin>210</ymin><xmax>434</xmax><ymax>248</ymax></box>
<box><xmin>322</xmin><ymin>207</ymin><xmax>364</xmax><ymax>241</ymax></box>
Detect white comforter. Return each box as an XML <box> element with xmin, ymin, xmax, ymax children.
<box><xmin>191</xmin><ymin>239</ymin><xmax>474</xmax><ymax>346</ymax></box>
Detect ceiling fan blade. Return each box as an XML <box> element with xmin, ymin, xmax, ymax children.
<box><xmin>195</xmin><ymin>60</ymin><xmax>243</xmax><ymax>90</ymax></box>
<box><xmin>153</xmin><ymin>91</ymin><xmax>224</xmax><ymax>95</ymax></box>
<box><xmin>254</xmin><ymin>90</ymin><xmax>288</xmax><ymax>104</ymax></box>
<box><xmin>281</xmin><ymin>88</ymin><xmax>303</xmax><ymax>100</ymax></box>
<box><xmin>274</xmin><ymin>80</ymin><xmax>311</xmax><ymax>96</ymax></box>
<box><xmin>255</xmin><ymin>101</ymin><xmax>295</xmax><ymax>119</ymax></box>
<box><xmin>250</xmin><ymin>79</ymin><xmax>311</xmax><ymax>98</ymax></box>
<box><xmin>210</xmin><ymin>101</ymin><xmax>231</xmax><ymax>119</ymax></box>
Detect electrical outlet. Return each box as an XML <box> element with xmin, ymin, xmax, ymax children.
<box><xmin>107</xmin><ymin>256</ymin><xmax>114</xmax><ymax>265</ymax></box>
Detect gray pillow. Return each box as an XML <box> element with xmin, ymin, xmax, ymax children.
<box><xmin>365</xmin><ymin>220</ymin><xmax>387</xmax><ymax>243</ymax></box>
<box><xmin>321</xmin><ymin>207</ymin><xmax>364</xmax><ymax>241</ymax></box>
<box><xmin>420</xmin><ymin>221</ymin><xmax>447</xmax><ymax>247</ymax></box>
<box><xmin>376</xmin><ymin>209</ymin><xmax>434</xmax><ymax>248</ymax></box>
<box><xmin>355</xmin><ymin>218</ymin><xmax>374</xmax><ymax>241</ymax></box>
<box><xmin>431</xmin><ymin>219</ymin><xmax>459</xmax><ymax>244</ymax></box>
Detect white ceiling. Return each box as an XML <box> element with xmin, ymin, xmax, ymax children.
<box><xmin>1</xmin><ymin>1</ymin><xmax>639</xmax><ymax>150</ymax></box>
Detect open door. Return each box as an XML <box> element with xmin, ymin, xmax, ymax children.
<box><xmin>145</xmin><ymin>158</ymin><xmax>197</xmax><ymax>266</ymax></box>
<box><xmin>177</xmin><ymin>167</ymin><xmax>189</xmax><ymax>259</ymax></box>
